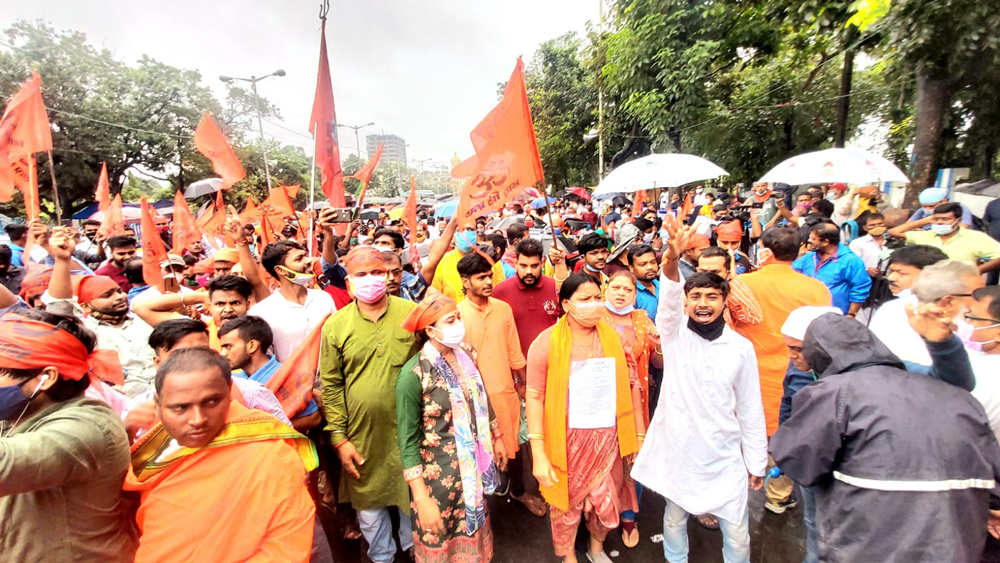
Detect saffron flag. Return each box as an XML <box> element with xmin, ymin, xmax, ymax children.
<box><xmin>351</xmin><ymin>143</ymin><xmax>384</xmax><ymax>208</ymax></box>
<box><xmin>171</xmin><ymin>191</ymin><xmax>202</xmax><ymax>252</ymax></box>
<box><xmin>0</xmin><ymin>72</ymin><xmax>53</xmax><ymax>159</ymax></box>
<box><xmin>309</xmin><ymin>19</ymin><xmax>345</xmax><ymax>205</ymax></box>
<box><xmin>266</xmin><ymin>313</ymin><xmax>329</xmax><ymax>418</ymax></box>
<box><xmin>283</xmin><ymin>184</ymin><xmax>301</xmax><ymax>199</ymax></box>
<box><xmin>140</xmin><ymin>197</ymin><xmax>168</xmax><ymax>293</ymax></box>
<box><xmin>194</xmin><ymin>113</ymin><xmax>246</xmax><ymax>191</ymax></box>
<box><xmin>238</xmin><ymin>196</ymin><xmax>259</xmax><ymax>225</ymax></box>
<box><xmin>97</xmin><ymin>194</ymin><xmax>124</xmax><ymax>239</ymax></box>
<box><xmin>633</xmin><ymin>189</ymin><xmax>646</xmax><ymax>214</ymax></box>
<box><xmin>2</xmin><ymin>156</ymin><xmax>39</xmax><ymax>220</ymax></box>
<box><xmin>680</xmin><ymin>191</ymin><xmax>695</xmax><ymax>221</ymax></box>
<box><xmin>259</xmin><ymin>186</ymin><xmax>297</xmax><ymax>224</ymax></box>
<box><xmin>454</xmin><ymin>58</ymin><xmax>543</xmax><ymax>225</ymax></box>
<box><xmin>403</xmin><ymin>176</ymin><xmax>418</xmax><ymax>250</ymax></box>
<box><xmin>95</xmin><ymin>162</ymin><xmax>111</xmax><ymax>212</ymax></box>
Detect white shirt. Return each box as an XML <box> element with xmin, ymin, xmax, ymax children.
<box><xmin>249</xmin><ymin>288</ymin><xmax>336</xmax><ymax>362</ymax></box>
<box><xmin>632</xmin><ymin>273</ymin><xmax>768</xmax><ymax>525</ymax></box>
<box><xmin>130</xmin><ymin>284</ymin><xmax>197</xmax><ymax>304</ymax></box>
<box><xmin>868</xmin><ymin>290</ymin><xmax>929</xmax><ymax>364</ymax></box>
<box><xmin>970</xmin><ymin>352</ymin><xmax>1000</xmax><ymax>446</ymax></box>
<box><xmin>83</xmin><ymin>313</ymin><xmax>158</xmax><ymax>398</ymax></box>
<box><xmin>848</xmin><ymin>235</ymin><xmax>885</xmax><ymax>271</ymax></box>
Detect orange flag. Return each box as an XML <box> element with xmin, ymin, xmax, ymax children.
<box><xmin>455</xmin><ymin>58</ymin><xmax>543</xmax><ymax>225</ymax></box>
<box><xmin>198</xmin><ymin>207</ymin><xmax>230</xmax><ymax>250</ymax></box>
<box><xmin>140</xmin><ymin>197</ymin><xmax>168</xmax><ymax>293</ymax></box>
<box><xmin>259</xmin><ymin>186</ymin><xmax>297</xmax><ymax>224</ymax></box>
<box><xmin>266</xmin><ymin>313</ymin><xmax>330</xmax><ymax>418</ymax></box>
<box><xmin>238</xmin><ymin>196</ymin><xmax>259</xmax><ymax>225</ymax></box>
<box><xmin>5</xmin><ymin>156</ymin><xmax>39</xmax><ymax>220</ymax></box>
<box><xmin>194</xmin><ymin>113</ymin><xmax>246</xmax><ymax>191</ymax></box>
<box><xmin>95</xmin><ymin>162</ymin><xmax>111</xmax><ymax>212</ymax></box>
<box><xmin>632</xmin><ymin>189</ymin><xmax>646</xmax><ymax>214</ymax></box>
<box><xmin>309</xmin><ymin>19</ymin><xmax>345</xmax><ymax>205</ymax></box>
<box><xmin>403</xmin><ymin>176</ymin><xmax>418</xmax><ymax>250</ymax></box>
<box><xmin>283</xmin><ymin>184</ymin><xmax>301</xmax><ymax>199</ymax></box>
<box><xmin>0</xmin><ymin>72</ymin><xmax>53</xmax><ymax>159</ymax></box>
<box><xmin>171</xmin><ymin>191</ymin><xmax>202</xmax><ymax>252</ymax></box>
<box><xmin>97</xmin><ymin>194</ymin><xmax>124</xmax><ymax>239</ymax></box>
<box><xmin>351</xmin><ymin>143</ymin><xmax>384</xmax><ymax>209</ymax></box>
<box><xmin>680</xmin><ymin>191</ymin><xmax>695</xmax><ymax>221</ymax></box>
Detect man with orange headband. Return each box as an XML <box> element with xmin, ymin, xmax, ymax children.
<box><xmin>0</xmin><ymin>310</ymin><xmax>136</xmax><ymax>562</ymax></box>
<box><xmin>320</xmin><ymin>245</ymin><xmax>419</xmax><ymax>563</ymax></box>
<box><xmin>125</xmin><ymin>346</ymin><xmax>317</xmax><ymax>563</ymax></box>
<box><xmin>678</xmin><ymin>233</ymin><xmax>710</xmax><ymax>280</ymax></box>
<box><xmin>714</xmin><ymin>220</ymin><xmax>752</xmax><ymax>275</ymax></box>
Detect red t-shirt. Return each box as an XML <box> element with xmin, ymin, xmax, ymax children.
<box><xmin>492</xmin><ymin>274</ymin><xmax>562</xmax><ymax>356</ymax></box>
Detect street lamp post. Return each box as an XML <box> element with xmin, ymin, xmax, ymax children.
<box><xmin>337</xmin><ymin>122</ymin><xmax>375</xmax><ymax>160</ymax></box>
<box><xmin>219</xmin><ymin>69</ymin><xmax>286</xmax><ymax>189</ymax></box>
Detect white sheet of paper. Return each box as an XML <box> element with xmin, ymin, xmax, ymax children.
<box><xmin>568</xmin><ymin>357</ymin><xmax>616</xmax><ymax>429</ymax></box>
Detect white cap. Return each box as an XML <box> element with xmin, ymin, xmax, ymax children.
<box><xmin>780</xmin><ymin>306</ymin><xmax>843</xmax><ymax>341</ymax></box>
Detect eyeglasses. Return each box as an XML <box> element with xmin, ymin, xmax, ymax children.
<box><xmin>964</xmin><ymin>313</ymin><xmax>1000</xmax><ymax>324</ymax></box>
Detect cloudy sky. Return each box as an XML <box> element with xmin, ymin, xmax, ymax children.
<box><xmin>2</xmin><ymin>0</ymin><xmax>599</xmax><ymax>169</ymax></box>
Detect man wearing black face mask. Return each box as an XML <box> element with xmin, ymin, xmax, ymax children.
<box><xmin>0</xmin><ymin>310</ymin><xmax>136</xmax><ymax>562</ymax></box>
<box><xmin>631</xmin><ymin>218</ymin><xmax>767</xmax><ymax>563</ymax></box>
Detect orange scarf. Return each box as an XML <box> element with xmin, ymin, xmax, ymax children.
<box><xmin>542</xmin><ymin>316</ymin><xmax>638</xmax><ymax>511</ymax></box>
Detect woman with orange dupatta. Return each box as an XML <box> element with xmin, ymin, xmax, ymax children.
<box><xmin>603</xmin><ymin>270</ymin><xmax>661</xmax><ymax>547</ymax></box>
<box><xmin>526</xmin><ymin>273</ymin><xmax>642</xmax><ymax>563</ymax></box>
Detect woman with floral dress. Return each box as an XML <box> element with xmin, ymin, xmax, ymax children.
<box><xmin>397</xmin><ymin>289</ymin><xmax>508</xmax><ymax>563</ymax></box>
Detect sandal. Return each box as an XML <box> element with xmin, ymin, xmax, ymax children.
<box><xmin>696</xmin><ymin>514</ymin><xmax>720</xmax><ymax>530</ymax></box>
<box><xmin>513</xmin><ymin>493</ymin><xmax>547</xmax><ymax>517</ymax></box>
<box><xmin>621</xmin><ymin>520</ymin><xmax>639</xmax><ymax>548</ymax></box>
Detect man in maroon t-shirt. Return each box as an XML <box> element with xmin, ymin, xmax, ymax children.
<box><xmin>93</xmin><ymin>235</ymin><xmax>137</xmax><ymax>293</ymax></box>
<box><xmin>492</xmin><ymin>238</ymin><xmax>562</xmax><ymax>358</ymax></box>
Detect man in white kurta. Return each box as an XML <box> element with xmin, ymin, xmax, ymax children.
<box><xmin>632</xmin><ymin>233</ymin><xmax>767</xmax><ymax>563</ymax></box>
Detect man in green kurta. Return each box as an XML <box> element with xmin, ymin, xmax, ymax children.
<box><xmin>320</xmin><ymin>246</ymin><xmax>418</xmax><ymax>563</ymax></box>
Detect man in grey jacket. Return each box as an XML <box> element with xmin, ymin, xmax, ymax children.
<box><xmin>771</xmin><ymin>313</ymin><xmax>1000</xmax><ymax>563</ymax></box>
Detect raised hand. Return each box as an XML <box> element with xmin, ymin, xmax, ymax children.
<box><xmin>47</xmin><ymin>227</ymin><xmax>77</xmax><ymax>261</ymax></box>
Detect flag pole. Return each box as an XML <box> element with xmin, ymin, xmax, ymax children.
<box><xmin>308</xmin><ymin>128</ymin><xmax>318</xmax><ymax>257</ymax></box>
<box><xmin>46</xmin><ymin>151</ymin><xmax>62</xmax><ymax>224</ymax></box>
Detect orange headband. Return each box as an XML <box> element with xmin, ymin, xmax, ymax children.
<box><xmin>344</xmin><ymin>246</ymin><xmax>385</xmax><ymax>275</ymax></box>
<box><xmin>714</xmin><ymin>220</ymin><xmax>742</xmax><ymax>243</ymax></box>
<box><xmin>0</xmin><ymin>317</ymin><xmax>123</xmax><ymax>385</ymax></box>
<box><xmin>76</xmin><ymin>275</ymin><xmax>121</xmax><ymax>304</ymax></box>
<box><xmin>401</xmin><ymin>288</ymin><xmax>457</xmax><ymax>332</ymax></box>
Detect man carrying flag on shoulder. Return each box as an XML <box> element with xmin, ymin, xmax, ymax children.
<box><xmin>126</xmin><ymin>346</ymin><xmax>318</xmax><ymax>563</ymax></box>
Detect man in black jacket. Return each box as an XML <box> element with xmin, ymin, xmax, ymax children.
<box><xmin>771</xmin><ymin>313</ymin><xmax>1000</xmax><ymax>563</ymax></box>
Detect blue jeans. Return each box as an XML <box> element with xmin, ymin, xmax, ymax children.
<box><xmin>357</xmin><ymin>507</ymin><xmax>414</xmax><ymax>563</ymax></box>
<box><xmin>662</xmin><ymin>499</ymin><xmax>750</xmax><ymax>563</ymax></box>
<box><xmin>800</xmin><ymin>486</ymin><xmax>818</xmax><ymax>563</ymax></box>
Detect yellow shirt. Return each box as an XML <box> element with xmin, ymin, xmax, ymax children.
<box><xmin>431</xmin><ymin>249</ymin><xmax>506</xmax><ymax>303</ymax></box>
<box><xmin>904</xmin><ymin>228</ymin><xmax>1000</xmax><ymax>267</ymax></box>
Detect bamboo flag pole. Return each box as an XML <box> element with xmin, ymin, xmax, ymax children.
<box><xmin>46</xmin><ymin>151</ymin><xmax>61</xmax><ymax>223</ymax></box>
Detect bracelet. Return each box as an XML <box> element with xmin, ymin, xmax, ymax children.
<box><xmin>553</xmin><ymin>275</ymin><xmax>568</xmax><ymax>283</ymax></box>
<box><xmin>527</xmin><ymin>433</ymin><xmax>545</xmax><ymax>441</ymax></box>
<box><xmin>653</xmin><ymin>347</ymin><xmax>663</xmax><ymax>355</ymax></box>
<box><xmin>636</xmin><ymin>433</ymin><xmax>646</xmax><ymax>438</ymax></box>
<box><xmin>492</xmin><ymin>432</ymin><xmax>504</xmax><ymax>440</ymax></box>
<box><xmin>489</xmin><ymin>419</ymin><xmax>499</xmax><ymax>430</ymax></box>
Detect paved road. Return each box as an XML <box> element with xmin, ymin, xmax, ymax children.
<box><xmin>324</xmin><ymin>487</ymin><xmax>806</xmax><ymax>563</ymax></box>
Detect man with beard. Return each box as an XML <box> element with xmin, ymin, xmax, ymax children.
<box><xmin>628</xmin><ymin>244</ymin><xmax>659</xmax><ymax>322</ymax></box>
<box><xmin>573</xmin><ymin>232</ymin><xmax>611</xmax><ymax>293</ymax></box>
<box><xmin>132</xmin><ymin>274</ymin><xmax>253</xmax><ymax>351</ymax></box>
<box><xmin>493</xmin><ymin>238</ymin><xmax>562</xmax><ymax>357</ymax></box>
<box><xmin>632</xmin><ymin>218</ymin><xmax>767</xmax><ymax>563</ymax></box>
<box><xmin>94</xmin><ymin>236</ymin><xmax>138</xmax><ymax>293</ymax></box>
<box><xmin>456</xmin><ymin>253</ymin><xmax>544</xmax><ymax>515</ymax></box>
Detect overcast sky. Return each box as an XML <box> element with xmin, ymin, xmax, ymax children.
<box><xmin>1</xmin><ymin>0</ymin><xmax>598</xmax><ymax>170</ymax></box>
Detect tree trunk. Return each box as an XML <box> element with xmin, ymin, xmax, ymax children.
<box><xmin>908</xmin><ymin>66</ymin><xmax>954</xmax><ymax>208</ymax></box>
<box><xmin>834</xmin><ymin>32</ymin><xmax>856</xmax><ymax>148</ymax></box>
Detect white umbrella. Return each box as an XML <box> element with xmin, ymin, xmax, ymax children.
<box><xmin>183</xmin><ymin>178</ymin><xmax>224</xmax><ymax>199</ymax></box>
<box><xmin>757</xmin><ymin>148</ymin><xmax>909</xmax><ymax>186</ymax></box>
<box><xmin>592</xmin><ymin>153</ymin><xmax>729</xmax><ymax>197</ymax></box>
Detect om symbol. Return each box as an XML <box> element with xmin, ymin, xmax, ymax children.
<box><xmin>467</xmin><ymin>157</ymin><xmax>510</xmax><ymax>200</ymax></box>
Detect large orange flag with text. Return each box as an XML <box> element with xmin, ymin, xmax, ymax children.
<box><xmin>0</xmin><ymin>72</ymin><xmax>52</xmax><ymax>218</ymax></box>
<box><xmin>310</xmin><ymin>19</ymin><xmax>345</xmax><ymax>205</ymax></box>
<box><xmin>171</xmin><ymin>191</ymin><xmax>202</xmax><ymax>252</ymax></box>
<box><xmin>454</xmin><ymin>58</ymin><xmax>543</xmax><ymax>225</ymax></box>
<box><xmin>140</xmin><ymin>197</ymin><xmax>168</xmax><ymax>293</ymax></box>
<box><xmin>97</xmin><ymin>194</ymin><xmax>124</xmax><ymax>239</ymax></box>
<box><xmin>266</xmin><ymin>313</ymin><xmax>329</xmax><ymax>418</ymax></box>
<box><xmin>194</xmin><ymin>113</ymin><xmax>246</xmax><ymax>191</ymax></box>
<box><xmin>95</xmin><ymin>162</ymin><xmax>111</xmax><ymax>212</ymax></box>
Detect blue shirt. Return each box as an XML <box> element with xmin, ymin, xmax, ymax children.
<box><xmin>635</xmin><ymin>278</ymin><xmax>659</xmax><ymax>322</ymax></box>
<box><xmin>234</xmin><ymin>354</ymin><xmax>319</xmax><ymax>417</ymax></box>
<box><xmin>400</xmin><ymin>270</ymin><xmax>429</xmax><ymax>302</ymax></box>
<box><xmin>9</xmin><ymin>243</ymin><xmax>23</xmax><ymax>267</ymax></box>
<box><xmin>792</xmin><ymin>243</ymin><xmax>872</xmax><ymax>314</ymax></box>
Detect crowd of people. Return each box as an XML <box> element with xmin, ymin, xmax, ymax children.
<box><xmin>2</xmin><ymin>179</ymin><xmax>1000</xmax><ymax>563</ymax></box>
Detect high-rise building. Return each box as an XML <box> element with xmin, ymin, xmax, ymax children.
<box><xmin>366</xmin><ymin>134</ymin><xmax>407</xmax><ymax>168</ymax></box>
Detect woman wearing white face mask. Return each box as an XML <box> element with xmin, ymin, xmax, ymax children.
<box><xmin>397</xmin><ymin>288</ymin><xmax>506</xmax><ymax>563</ymax></box>
<box><xmin>525</xmin><ymin>273</ymin><xmax>643</xmax><ymax>563</ymax></box>
<box><xmin>603</xmin><ymin>270</ymin><xmax>660</xmax><ymax>548</ymax></box>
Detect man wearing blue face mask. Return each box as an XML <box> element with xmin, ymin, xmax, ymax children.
<box><xmin>431</xmin><ymin>223</ymin><xmax>506</xmax><ymax>304</ymax></box>
<box><xmin>890</xmin><ymin>202</ymin><xmax>1000</xmax><ymax>274</ymax></box>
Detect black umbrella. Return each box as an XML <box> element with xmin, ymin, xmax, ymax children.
<box><xmin>359</xmin><ymin>209</ymin><xmax>380</xmax><ymax>221</ymax></box>
<box><xmin>611</xmin><ymin>195</ymin><xmax>633</xmax><ymax>207</ymax></box>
